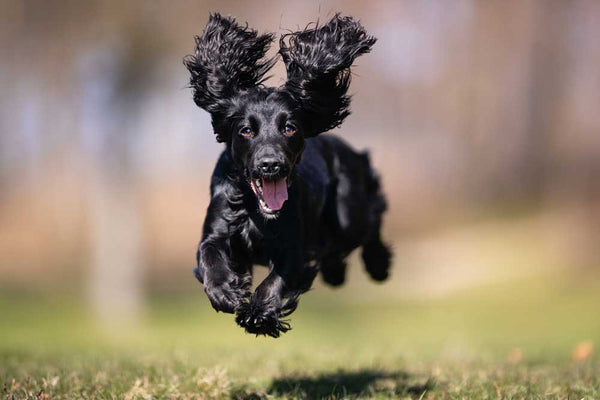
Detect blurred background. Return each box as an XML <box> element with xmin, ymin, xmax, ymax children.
<box><xmin>1</xmin><ymin>0</ymin><xmax>599</xmax><ymax>334</ymax></box>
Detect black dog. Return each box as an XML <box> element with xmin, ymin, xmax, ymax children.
<box><xmin>184</xmin><ymin>13</ymin><xmax>391</xmax><ymax>337</ymax></box>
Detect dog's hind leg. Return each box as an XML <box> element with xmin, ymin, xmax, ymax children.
<box><xmin>361</xmin><ymin>159</ymin><xmax>392</xmax><ymax>282</ymax></box>
<box><xmin>362</xmin><ymin>230</ymin><xmax>392</xmax><ymax>282</ymax></box>
<box><xmin>320</xmin><ymin>254</ymin><xmax>347</xmax><ymax>287</ymax></box>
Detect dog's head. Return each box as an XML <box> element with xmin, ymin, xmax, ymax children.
<box><xmin>184</xmin><ymin>13</ymin><xmax>376</xmax><ymax>217</ymax></box>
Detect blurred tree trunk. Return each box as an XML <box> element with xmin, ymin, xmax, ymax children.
<box><xmin>78</xmin><ymin>37</ymin><xmax>157</xmax><ymax>326</ymax></box>
<box><xmin>88</xmin><ymin>172</ymin><xmax>143</xmax><ymax>325</ymax></box>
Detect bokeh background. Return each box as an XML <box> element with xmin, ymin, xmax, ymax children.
<box><xmin>1</xmin><ymin>0</ymin><xmax>600</xmax><ymax>356</ymax></box>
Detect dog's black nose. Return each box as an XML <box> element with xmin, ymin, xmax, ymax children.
<box><xmin>258</xmin><ymin>158</ymin><xmax>282</xmax><ymax>175</ymax></box>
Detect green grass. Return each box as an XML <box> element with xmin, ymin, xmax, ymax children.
<box><xmin>1</xmin><ymin>269</ymin><xmax>599</xmax><ymax>399</ymax></box>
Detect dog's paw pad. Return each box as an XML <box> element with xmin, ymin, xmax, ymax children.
<box><xmin>235</xmin><ymin>302</ymin><xmax>290</xmax><ymax>338</ymax></box>
<box><xmin>202</xmin><ymin>273</ymin><xmax>252</xmax><ymax>314</ymax></box>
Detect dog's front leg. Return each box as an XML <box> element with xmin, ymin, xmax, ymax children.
<box><xmin>235</xmin><ymin>245</ymin><xmax>317</xmax><ymax>337</ymax></box>
<box><xmin>194</xmin><ymin>195</ymin><xmax>251</xmax><ymax>314</ymax></box>
<box><xmin>195</xmin><ymin>241</ymin><xmax>251</xmax><ymax>314</ymax></box>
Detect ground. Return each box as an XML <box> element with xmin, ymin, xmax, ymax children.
<box><xmin>2</xmin><ymin>265</ymin><xmax>599</xmax><ymax>399</ymax></box>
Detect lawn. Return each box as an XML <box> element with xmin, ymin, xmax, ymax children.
<box><xmin>1</xmin><ymin>268</ymin><xmax>599</xmax><ymax>399</ymax></box>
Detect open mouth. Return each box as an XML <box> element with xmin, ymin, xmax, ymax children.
<box><xmin>250</xmin><ymin>177</ymin><xmax>288</xmax><ymax>215</ymax></box>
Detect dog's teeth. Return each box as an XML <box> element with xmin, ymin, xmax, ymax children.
<box><xmin>254</xmin><ymin>179</ymin><xmax>264</xmax><ymax>194</ymax></box>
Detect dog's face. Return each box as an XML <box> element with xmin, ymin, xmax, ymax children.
<box><xmin>184</xmin><ymin>13</ymin><xmax>376</xmax><ymax>216</ymax></box>
<box><xmin>226</xmin><ymin>90</ymin><xmax>305</xmax><ymax>217</ymax></box>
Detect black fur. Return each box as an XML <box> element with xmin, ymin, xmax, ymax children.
<box><xmin>185</xmin><ymin>13</ymin><xmax>391</xmax><ymax>338</ymax></box>
<box><xmin>183</xmin><ymin>13</ymin><xmax>277</xmax><ymax>142</ymax></box>
<box><xmin>280</xmin><ymin>14</ymin><xmax>377</xmax><ymax>136</ymax></box>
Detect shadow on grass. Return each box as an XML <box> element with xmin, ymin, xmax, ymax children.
<box><xmin>248</xmin><ymin>369</ymin><xmax>435</xmax><ymax>399</ymax></box>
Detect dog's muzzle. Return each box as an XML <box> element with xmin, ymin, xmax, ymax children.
<box><xmin>250</xmin><ymin>158</ymin><xmax>291</xmax><ymax>215</ymax></box>
<box><xmin>251</xmin><ymin>176</ymin><xmax>288</xmax><ymax>215</ymax></box>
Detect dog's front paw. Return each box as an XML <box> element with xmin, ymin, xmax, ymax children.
<box><xmin>235</xmin><ymin>300</ymin><xmax>291</xmax><ymax>338</ymax></box>
<box><xmin>202</xmin><ymin>274</ymin><xmax>251</xmax><ymax>314</ymax></box>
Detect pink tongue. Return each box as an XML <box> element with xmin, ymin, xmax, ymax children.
<box><xmin>262</xmin><ymin>178</ymin><xmax>288</xmax><ymax>211</ymax></box>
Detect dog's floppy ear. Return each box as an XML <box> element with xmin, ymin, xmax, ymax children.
<box><xmin>279</xmin><ymin>14</ymin><xmax>376</xmax><ymax>137</ymax></box>
<box><xmin>184</xmin><ymin>13</ymin><xmax>276</xmax><ymax>142</ymax></box>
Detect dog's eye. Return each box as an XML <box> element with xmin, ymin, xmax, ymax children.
<box><xmin>240</xmin><ymin>127</ymin><xmax>254</xmax><ymax>138</ymax></box>
<box><xmin>283</xmin><ymin>125</ymin><xmax>296</xmax><ymax>136</ymax></box>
